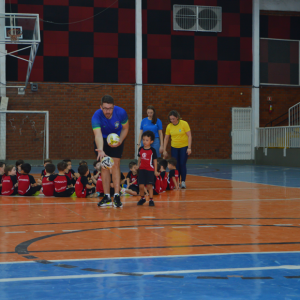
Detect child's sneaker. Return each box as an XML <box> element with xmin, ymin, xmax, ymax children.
<box><xmin>137</xmin><ymin>198</ymin><xmax>146</xmax><ymax>205</ymax></box>
<box><xmin>149</xmin><ymin>200</ymin><xmax>155</xmax><ymax>206</ymax></box>
<box><xmin>181</xmin><ymin>181</ymin><xmax>186</xmax><ymax>189</ymax></box>
<box><xmin>71</xmin><ymin>192</ymin><xmax>76</xmax><ymax>197</ymax></box>
<box><xmin>120</xmin><ymin>188</ymin><xmax>126</xmax><ymax>194</ymax></box>
<box><xmin>33</xmin><ymin>191</ymin><xmax>40</xmax><ymax>196</ymax></box>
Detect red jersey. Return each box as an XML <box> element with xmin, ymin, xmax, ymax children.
<box><xmin>75</xmin><ymin>176</ymin><xmax>90</xmax><ymax>198</ymax></box>
<box><xmin>138</xmin><ymin>147</ymin><xmax>157</xmax><ymax>171</ymax></box>
<box><xmin>18</xmin><ymin>174</ymin><xmax>35</xmax><ymax>195</ymax></box>
<box><xmin>1</xmin><ymin>175</ymin><xmax>17</xmax><ymax>195</ymax></box>
<box><xmin>16</xmin><ymin>171</ymin><xmax>21</xmax><ymax>180</ymax></box>
<box><xmin>49</xmin><ymin>174</ymin><xmax>71</xmax><ymax>193</ymax></box>
<box><xmin>154</xmin><ymin>175</ymin><xmax>161</xmax><ymax>194</ymax></box>
<box><xmin>42</xmin><ymin>175</ymin><xmax>54</xmax><ymax>196</ymax></box>
<box><xmin>126</xmin><ymin>171</ymin><xmax>138</xmax><ymax>187</ymax></box>
<box><xmin>65</xmin><ymin>169</ymin><xmax>75</xmax><ymax>180</ymax></box>
<box><xmin>167</xmin><ymin>169</ymin><xmax>179</xmax><ymax>190</ymax></box>
<box><xmin>41</xmin><ymin>169</ymin><xmax>46</xmax><ymax>177</ymax></box>
<box><xmin>160</xmin><ymin>171</ymin><xmax>168</xmax><ymax>192</ymax></box>
<box><xmin>96</xmin><ymin>174</ymin><xmax>104</xmax><ymax>193</ymax></box>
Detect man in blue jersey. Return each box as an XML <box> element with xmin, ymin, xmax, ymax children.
<box><xmin>91</xmin><ymin>95</ymin><xmax>129</xmax><ymax>208</ymax></box>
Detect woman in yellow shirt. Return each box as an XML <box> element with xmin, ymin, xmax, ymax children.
<box><xmin>163</xmin><ymin>110</ymin><xmax>192</xmax><ymax>189</ymax></box>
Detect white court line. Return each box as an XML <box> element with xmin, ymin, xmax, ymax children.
<box><xmin>34</xmin><ymin>231</ymin><xmax>55</xmax><ymax>233</ymax></box>
<box><xmin>172</xmin><ymin>226</ymin><xmax>191</xmax><ymax>229</ymax></box>
<box><xmin>1</xmin><ymin>265</ymin><xmax>300</xmax><ymax>282</ymax></box>
<box><xmin>2</xmin><ymin>250</ymin><xmax>300</xmax><ymax>264</ymax></box>
<box><xmin>198</xmin><ymin>226</ymin><xmax>217</xmax><ymax>228</ymax></box>
<box><xmin>274</xmin><ymin>224</ymin><xmax>293</xmax><ymax>226</ymax></box>
<box><xmin>142</xmin><ymin>216</ymin><xmax>156</xmax><ymax>218</ymax></box>
<box><xmin>96</xmin><ymin>229</ymin><xmax>110</xmax><ymax>231</ymax></box>
<box><xmin>224</xmin><ymin>225</ymin><xmax>243</xmax><ymax>228</ymax></box>
<box><xmin>5</xmin><ymin>231</ymin><xmax>26</xmax><ymax>234</ymax></box>
<box><xmin>118</xmin><ymin>228</ymin><xmax>137</xmax><ymax>230</ymax></box>
<box><xmin>145</xmin><ymin>227</ymin><xmax>164</xmax><ymax>229</ymax></box>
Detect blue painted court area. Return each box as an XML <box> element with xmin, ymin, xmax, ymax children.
<box><xmin>187</xmin><ymin>164</ymin><xmax>300</xmax><ymax>188</ymax></box>
<box><xmin>0</xmin><ymin>252</ymin><xmax>300</xmax><ymax>300</ymax></box>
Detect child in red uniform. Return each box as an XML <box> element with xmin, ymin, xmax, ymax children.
<box><xmin>1</xmin><ymin>165</ymin><xmax>18</xmax><ymax>196</ymax></box>
<box><xmin>0</xmin><ymin>161</ymin><xmax>6</xmax><ymax>195</ymax></box>
<box><xmin>158</xmin><ymin>159</ymin><xmax>168</xmax><ymax>193</ymax></box>
<box><xmin>137</xmin><ymin>131</ymin><xmax>160</xmax><ymax>206</ymax></box>
<box><xmin>63</xmin><ymin>158</ymin><xmax>78</xmax><ymax>185</ymax></box>
<box><xmin>92</xmin><ymin>161</ymin><xmax>104</xmax><ymax>195</ymax></box>
<box><xmin>48</xmin><ymin>162</ymin><xmax>75</xmax><ymax>197</ymax></box>
<box><xmin>75</xmin><ymin>164</ymin><xmax>99</xmax><ymax>198</ymax></box>
<box><xmin>18</xmin><ymin>163</ymin><xmax>42</xmax><ymax>196</ymax></box>
<box><xmin>167</xmin><ymin>158</ymin><xmax>179</xmax><ymax>190</ymax></box>
<box><xmin>42</xmin><ymin>163</ymin><xmax>56</xmax><ymax>196</ymax></box>
<box><xmin>16</xmin><ymin>159</ymin><xmax>24</xmax><ymax>180</ymax></box>
<box><xmin>121</xmin><ymin>161</ymin><xmax>140</xmax><ymax>196</ymax></box>
<box><xmin>40</xmin><ymin>159</ymin><xmax>52</xmax><ymax>180</ymax></box>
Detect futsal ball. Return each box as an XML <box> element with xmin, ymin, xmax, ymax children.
<box><xmin>101</xmin><ymin>156</ymin><xmax>114</xmax><ymax>169</ymax></box>
<box><xmin>107</xmin><ymin>133</ymin><xmax>120</xmax><ymax>146</ymax></box>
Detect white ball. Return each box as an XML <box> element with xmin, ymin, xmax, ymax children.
<box><xmin>107</xmin><ymin>133</ymin><xmax>120</xmax><ymax>146</ymax></box>
<box><xmin>101</xmin><ymin>156</ymin><xmax>114</xmax><ymax>169</ymax></box>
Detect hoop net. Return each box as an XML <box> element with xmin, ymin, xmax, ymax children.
<box><xmin>7</xmin><ymin>29</ymin><xmax>23</xmax><ymax>42</ymax></box>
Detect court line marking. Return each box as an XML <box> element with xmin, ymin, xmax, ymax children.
<box><xmin>224</xmin><ymin>225</ymin><xmax>243</xmax><ymax>228</ymax></box>
<box><xmin>172</xmin><ymin>226</ymin><xmax>191</xmax><ymax>229</ymax></box>
<box><xmin>142</xmin><ymin>216</ymin><xmax>156</xmax><ymax>218</ymax></box>
<box><xmin>5</xmin><ymin>232</ymin><xmax>26</xmax><ymax>234</ymax></box>
<box><xmin>1</xmin><ymin>265</ymin><xmax>300</xmax><ymax>283</ymax></box>
<box><xmin>62</xmin><ymin>230</ymin><xmax>80</xmax><ymax>232</ymax></box>
<box><xmin>198</xmin><ymin>226</ymin><xmax>217</xmax><ymax>228</ymax></box>
<box><xmin>1</xmin><ymin>250</ymin><xmax>300</xmax><ymax>264</ymax></box>
<box><xmin>274</xmin><ymin>224</ymin><xmax>293</xmax><ymax>226</ymax></box>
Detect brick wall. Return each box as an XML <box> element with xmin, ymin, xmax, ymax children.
<box><xmin>260</xmin><ymin>86</ymin><xmax>300</xmax><ymax>127</ymax></box>
<box><xmin>5</xmin><ymin>83</ymin><xmax>252</xmax><ymax>160</ymax></box>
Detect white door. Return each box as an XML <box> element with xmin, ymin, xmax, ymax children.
<box><xmin>232</xmin><ymin>107</ymin><xmax>252</xmax><ymax>160</ymax></box>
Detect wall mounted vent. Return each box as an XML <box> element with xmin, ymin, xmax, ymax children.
<box><xmin>173</xmin><ymin>5</ymin><xmax>222</xmax><ymax>32</ymax></box>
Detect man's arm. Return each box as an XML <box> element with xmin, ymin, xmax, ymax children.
<box><xmin>94</xmin><ymin>128</ymin><xmax>106</xmax><ymax>160</ymax></box>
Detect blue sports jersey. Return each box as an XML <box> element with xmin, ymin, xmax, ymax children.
<box><xmin>140</xmin><ymin>117</ymin><xmax>163</xmax><ymax>138</ymax></box>
<box><xmin>91</xmin><ymin>106</ymin><xmax>128</xmax><ymax>138</ymax></box>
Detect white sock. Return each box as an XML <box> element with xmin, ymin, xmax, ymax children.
<box><xmin>106</xmin><ymin>194</ymin><xmax>110</xmax><ymax>198</ymax></box>
<box><xmin>114</xmin><ymin>193</ymin><xmax>119</xmax><ymax>197</ymax></box>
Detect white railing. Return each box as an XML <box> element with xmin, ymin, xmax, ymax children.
<box><xmin>257</xmin><ymin>126</ymin><xmax>300</xmax><ymax>150</ymax></box>
<box><xmin>289</xmin><ymin>102</ymin><xmax>300</xmax><ymax>126</ymax></box>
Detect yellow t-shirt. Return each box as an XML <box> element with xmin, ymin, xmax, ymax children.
<box><xmin>165</xmin><ymin>120</ymin><xmax>190</xmax><ymax>148</ymax></box>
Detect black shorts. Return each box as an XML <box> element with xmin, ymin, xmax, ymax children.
<box><xmin>54</xmin><ymin>188</ymin><xmax>75</xmax><ymax>197</ymax></box>
<box><xmin>86</xmin><ymin>187</ymin><xmax>96</xmax><ymax>196</ymax></box>
<box><xmin>94</xmin><ymin>139</ymin><xmax>124</xmax><ymax>160</ymax></box>
<box><xmin>128</xmin><ymin>185</ymin><xmax>139</xmax><ymax>194</ymax></box>
<box><xmin>138</xmin><ymin>170</ymin><xmax>154</xmax><ymax>185</ymax></box>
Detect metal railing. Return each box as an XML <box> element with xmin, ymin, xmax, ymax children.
<box><xmin>289</xmin><ymin>102</ymin><xmax>300</xmax><ymax>126</ymax></box>
<box><xmin>257</xmin><ymin>126</ymin><xmax>300</xmax><ymax>150</ymax></box>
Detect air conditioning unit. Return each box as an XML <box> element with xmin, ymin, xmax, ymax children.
<box><xmin>173</xmin><ymin>5</ymin><xmax>222</xmax><ymax>32</ymax></box>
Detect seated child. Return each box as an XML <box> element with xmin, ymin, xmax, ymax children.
<box><xmin>40</xmin><ymin>159</ymin><xmax>52</xmax><ymax>179</ymax></box>
<box><xmin>0</xmin><ymin>161</ymin><xmax>6</xmax><ymax>195</ymax></box>
<box><xmin>167</xmin><ymin>158</ymin><xmax>179</xmax><ymax>190</ymax></box>
<box><xmin>159</xmin><ymin>159</ymin><xmax>168</xmax><ymax>193</ymax></box>
<box><xmin>18</xmin><ymin>163</ymin><xmax>42</xmax><ymax>196</ymax></box>
<box><xmin>121</xmin><ymin>161</ymin><xmax>139</xmax><ymax>196</ymax></box>
<box><xmin>16</xmin><ymin>159</ymin><xmax>24</xmax><ymax>180</ymax></box>
<box><xmin>63</xmin><ymin>158</ymin><xmax>78</xmax><ymax>185</ymax></box>
<box><xmin>1</xmin><ymin>165</ymin><xmax>18</xmax><ymax>196</ymax></box>
<box><xmin>48</xmin><ymin>161</ymin><xmax>75</xmax><ymax>197</ymax></box>
<box><xmin>42</xmin><ymin>163</ymin><xmax>56</xmax><ymax>197</ymax></box>
<box><xmin>75</xmin><ymin>164</ymin><xmax>99</xmax><ymax>198</ymax></box>
<box><xmin>92</xmin><ymin>161</ymin><xmax>104</xmax><ymax>195</ymax></box>
<box><xmin>153</xmin><ymin>173</ymin><xmax>161</xmax><ymax>195</ymax></box>
<box><xmin>79</xmin><ymin>160</ymin><xmax>92</xmax><ymax>183</ymax></box>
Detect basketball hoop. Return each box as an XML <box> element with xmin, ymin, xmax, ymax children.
<box><xmin>7</xmin><ymin>29</ymin><xmax>23</xmax><ymax>42</ymax></box>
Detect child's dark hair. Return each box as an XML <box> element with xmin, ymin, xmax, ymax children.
<box><xmin>4</xmin><ymin>165</ymin><xmax>14</xmax><ymax>175</ymax></box>
<box><xmin>129</xmin><ymin>161</ymin><xmax>137</xmax><ymax>169</ymax></box>
<box><xmin>142</xmin><ymin>130</ymin><xmax>155</xmax><ymax>141</ymax></box>
<box><xmin>44</xmin><ymin>159</ymin><xmax>52</xmax><ymax>164</ymax></box>
<box><xmin>21</xmin><ymin>163</ymin><xmax>31</xmax><ymax>174</ymax></box>
<box><xmin>167</xmin><ymin>158</ymin><xmax>177</xmax><ymax>167</ymax></box>
<box><xmin>16</xmin><ymin>159</ymin><xmax>24</xmax><ymax>167</ymax></box>
<box><xmin>0</xmin><ymin>161</ymin><xmax>5</xmax><ymax>168</ymax></box>
<box><xmin>45</xmin><ymin>163</ymin><xmax>55</xmax><ymax>174</ymax></box>
<box><xmin>79</xmin><ymin>160</ymin><xmax>87</xmax><ymax>166</ymax></box>
<box><xmin>78</xmin><ymin>164</ymin><xmax>89</xmax><ymax>176</ymax></box>
<box><xmin>93</xmin><ymin>161</ymin><xmax>99</xmax><ymax>167</ymax></box>
<box><xmin>57</xmin><ymin>161</ymin><xmax>68</xmax><ymax>172</ymax></box>
<box><xmin>159</xmin><ymin>159</ymin><xmax>168</xmax><ymax>170</ymax></box>
<box><xmin>63</xmin><ymin>158</ymin><xmax>71</xmax><ymax>163</ymax></box>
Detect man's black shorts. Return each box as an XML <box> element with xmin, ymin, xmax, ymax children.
<box><xmin>128</xmin><ymin>185</ymin><xmax>139</xmax><ymax>194</ymax></box>
<box><xmin>138</xmin><ymin>170</ymin><xmax>154</xmax><ymax>185</ymax></box>
<box><xmin>94</xmin><ymin>138</ymin><xmax>124</xmax><ymax>160</ymax></box>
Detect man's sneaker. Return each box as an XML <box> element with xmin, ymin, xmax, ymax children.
<box><xmin>97</xmin><ymin>195</ymin><xmax>111</xmax><ymax>207</ymax></box>
<box><xmin>137</xmin><ymin>198</ymin><xmax>146</xmax><ymax>205</ymax></box>
<box><xmin>181</xmin><ymin>181</ymin><xmax>186</xmax><ymax>189</ymax></box>
<box><xmin>149</xmin><ymin>200</ymin><xmax>155</xmax><ymax>206</ymax></box>
<box><xmin>113</xmin><ymin>194</ymin><xmax>123</xmax><ymax>208</ymax></box>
